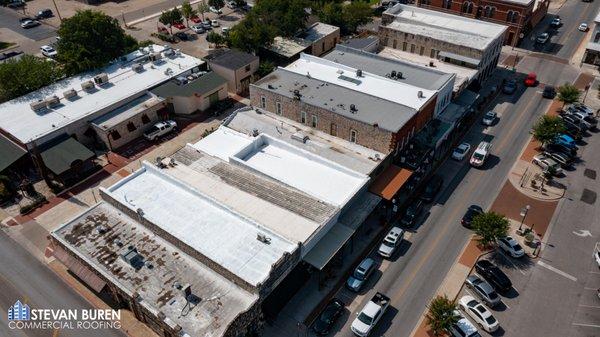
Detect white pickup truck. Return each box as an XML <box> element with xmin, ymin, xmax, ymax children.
<box><xmin>351</xmin><ymin>292</ymin><xmax>390</xmax><ymax>336</ymax></box>
<box><xmin>144</xmin><ymin>120</ymin><xmax>177</xmax><ymax>141</ymax></box>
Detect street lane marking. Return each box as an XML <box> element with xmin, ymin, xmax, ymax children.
<box><xmin>537</xmin><ymin>260</ymin><xmax>577</xmax><ymax>282</ymax></box>
<box><xmin>579</xmin><ymin>304</ymin><xmax>600</xmax><ymax>309</ymax></box>
<box><xmin>584</xmin><ymin>287</ymin><xmax>597</xmax><ymax>291</ymax></box>
<box><xmin>589</xmin><ymin>270</ymin><xmax>600</xmax><ymax>275</ymax></box>
<box><xmin>572</xmin><ymin>322</ymin><xmax>600</xmax><ymax>329</ymax></box>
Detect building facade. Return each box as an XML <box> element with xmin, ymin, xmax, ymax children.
<box><xmin>206</xmin><ymin>49</ymin><xmax>260</xmax><ymax>95</ymax></box>
<box><xmin>583</xmin><ymin>12</ymin><xmax>600</xmax><ymax>66</ymax></box>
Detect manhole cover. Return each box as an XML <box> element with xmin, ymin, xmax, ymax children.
<box><xmin>581</xmin><ymin>189</ymin><xmax>597</xmax><ymax>205</ymax></box>
<box><xmin>584</xmin><ymin>169</ymin><xmax>597</xmax><ymax>180</ymax></box>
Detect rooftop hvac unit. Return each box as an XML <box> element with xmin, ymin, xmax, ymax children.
<box><xmin>132</xmin><ymin>63</ymin><xmax>144</xmax><ymax>72</ymax></box>
<box><xmin>164</xmin><ymin>67</ymin><xmax>173</xmax><ymax>76</ymax></box>
<box><xmin>417</xmin><ymin>90</ymin><xmax>424</xmax><ymax>98</ymax></box>
<box><xmin>350</xmin><ymin>104</ymin><xmax>357</xmax><ymax>113</ymax></box>
<box><xmin>63</xmin><ymin>88</ymin><xmax>78</xmax><ymax>99</ymax></box>
<box><xmin>93</xmin><ymin>73</ymin><xmax>109</xmax><ymax>86</ymax></box>
<box><xmin>149</xmin><ymin>52</ymin><xmax>163</xmax><ymax>62</ymax></box>
<box><xmin>163</xmin><ymin>48</ymin><xmax>175</xmax><ymax>57</ymax></box>
<box><xmin>81</xmin><ymin>80</ymin><xmax>95</xmax><ymax>91</ymax></box>
<box><xmin>257</xmin><ymin>233</ymin><xmax>272</xmax><ymax>244</ymax></box>
<box><xmin>356</xmin><ymin>69</ymin><xmax>363</xmax><ymax>77</ymax></box>
<box><xmin>30</xmin><ymin>100</ymin><xmax>46</xmax><ymax>111</ymax></box>
<box><xmin>44</xmin><ymin>95</ymin><xmax>60</xmax><ymax>108</ymax></box>
<box><xmin>291</xmin><ymin>132</ymin><xmax>308</xmax><ymax>143</ymax></box>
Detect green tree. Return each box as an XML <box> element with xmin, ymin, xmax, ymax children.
<box><xmin>257</xmin><ymin>60</ymin><xmax>275</xmax><ymax>77</ymax></box>
<box><xmin>209</xmin><ymin>0</ymin><xmax>225</xmax><ymax>11</ymax></box>
<box><xmin>207</xmin><ymin>31</ymin><xmax>227</xmax><ymax>48</ymax></box>
<box><xmin>472</xmin><ymin>212</ymin><xmax>510</xmax><ymax>247</ymax></box>
<box><xmin>181</xmin><ymin>1</ymin><xmax>197</xmax><ymax>27</ymax></box>
<box><xmin>532</xmin><ymin>115</ymin><xmax>566</xmax><ymax>145</ymax></box>
<box><xmin>197</xmin><ymin>1</ymin><xmax>210</xmax><ymax>21</ymax></box>
<box><xmin>159</xmin><ymin>11</ymin><xmax>176</xmax><ymax>34</ymax></box>
<box><xmin>426</xmin><ymin>295</ymin><xmax>460</xmax><ymax>337</ymax></box>
<box><xmin>0</xmin><ymin>55</ymin><xmax>64</xmax><ymax>102</ymax></box>
<box><xmin>319</xmin><ymin>3</ymin><xmax>344</xmax><ymax>29</ymax></box>
<box><xmin>171</xmin><ymin>7</ymin><xmax>183</xmax><ymax>23</ymax></box>
<box><xmin>557</xmin><ymin>83</ymin><xmax>581</xmax><ymax>107</ymax></box>
<box><xmin>342</xmin><ymin>1</ymin><xmax>373</xmax><ymax>34</ymax></box>
<box><xmin>56</xmin><ymin>10</ymin><xmax>138</xmax><ymax>76</ymax></box>
<box><xmin>229</xmin><ymin>13</ymin><xmax>277</xmax><ymax>52</ymax></box>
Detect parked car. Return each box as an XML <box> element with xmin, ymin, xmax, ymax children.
<box><xmin>469</xmin><ymin>141</ymin><xmax>491</xmax><ymax>168</ymax></box>
<box><xmin>465</xmin><ymin>275</ymin><xmax>501</xmax><ymax>307</ymax></box>
<box><xmin>544</xmin><ymin>142</ymin><xmax>577</xmax><ymax>158</ymax></box>
<box><xmin>458</xmin><ymin>296</ymin><xmax>500</xmax><ymax>333</ymax></box>
<box><xmin>144</xmin><ymin>120</ymin><xmax>177</xmax><ymax>141</ymax></box>
<box><xmin>542</xmin><ymin>85</ymin><xmax>556</xmax><ymax>98</ymax></box>
<box><xmin>536</xmin><ymin>32</ymin><xmax>550</xmax><ymax>44</ymax></box>
<box><xmin>226</xmin><ymin>1</ymin><xmax>237</xmax><ymax>8</ymax></box>
<box><xmin>40</xmin><ymin>45</ymin><xmax>57</xmax><ymax>58</ymax></box>
<box><xmin>221</xmin><ymin>26</ymin><xmax>230</xmax><ymax>35</ymax></box>
<box><xmin>18</xmin><ymin>16</ymin><xmax>35</xmax><ymax>23</ymax></box>
<box><xmin>400</xmin><ymin>200</ymin><xmax>424</xmax><ymax>227</ymax></box>
<box><xmin>579</xmin><ymin>23</ymin><xmax>589</xmax><ymax>31</ymax></box>
<box><xmin>475</xmin><ymin>260</ymin><xmax>512</xmax><ymax>293</ymax></box>
<box><xmin>543</xmin><ymin>151</ymin><xmax>572</xmax><ymax>168</ymax></box>
<box><xmin>346</xmin><ymin>258</ymin><xmax>377</xmax><ymax>292</ymax></box>
<box><xmin>550</xmin><ymin>17</ymin><xmax>562</xmax><ymax>28</ymax></box>
<box><xmin>524</xmin><ymin>72</ymin><xmax>537</xmax><ymax>87</ymax></box>
<box><xmin>562</xmin><ymin>122</ymin><xmax>584</xmax><ymax>140</ymax></box>
<box><xmin>555</xmin><ymin>134</ymin><xmax>578</xmax><ymax>149</ymax></box>
<box><xmin>452</xmin><ymin>143</ymin><xmax>471</xmax><ymax>161</ymax></box>
<box><xmin>449</xmin><ymin>311</ymin><xmax>482</xmax><ymax>337</ymax></box>
<box><xmin>562</xmin><ymin>114</ymin><xmax>589</xmax><ymax>131</ymax></box>
<box><xmin>7</xmin><ymin>0</ymin><xmax>25</xmax><ymax>8</ymax></box>
<box><xmin>313</xmin><ymin>298</ymin><xmax>344</xmax><ymax>335</ymax></box>
<box><xmin>191</xmin><ymin>24</ymin><xmax>205</xmax><ymax>34</ymax></box>
<box><xmin>482</xmin><ymin>111</ymin><xmax>497</xmax><ymax>126</ymax></box>
<box><xmin>461</xmin><ymin>205</ymin><xmax>483</xmax><ymax>228</ymax></box>
<box><xmin>35</xmin><ymin>9</ymin><xmax>53</xmax><ymax>19</ymax></box>
<box><xmin>566</xmin><ymin>110</ymin><xmax>597</xmax><ymax>129</ymax></box>
<box><xmin>421</xmin><ymin>175</ymin><xmax>443</xmax><ymax>203</ymax></box>
<box><xmin>497</xmin><ymin>236</ymin><xmax>525</xmax><ymax>258</ymax></box>
<box><xmin>502</xmin><ymin>79</ymin><xmax>517</xmax><ymax>94</ymax></box>
<box><xmin>211</xmin><ymin>20</ymin><xmax>220</xmax><ymax>27</ymax></box>
<box><xmin>209</xmin><ymin>6</ymin><xmax>222</xmax><ymax>14</ymax></box>
<box><xmin>378</xmin><ymin>227</ymin><xmax>405</xmax><ymax>258</ymax></box>
<box><xmin>202</xmin><ymin>21</ymin><xmax>213</xmax><ymax>29</ymax></box>
<box><xmin>351</xmin><ymin>292</ymin><xmax>390</xmax><ymax>337</ymax></box>
<box><xmin>20</xmin><ymin>19</ymin><xmax>41</xmax><ymax>29</ymax></box>
<box><xmin>173</xmin><ymin>22</ymin><xmax>186</xmax><ymax>30</ymax></box>
<box><xmin>532</xmin><ymin>154</ymin><xmax>563</xmax><ymax>175</ymax></box>
<box><xmin>174</xmin><ymin>32</ymin><xmax>191</xmax><ymax>41</ymax></box>
<box><xmin>568</xmin><ymin>103</ymin><xmax>595</xmax><ymax>116</ymax></box>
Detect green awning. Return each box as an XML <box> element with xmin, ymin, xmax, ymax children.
<box><xmin>41</xmin><ymin>137</ymin><xmax>95</xmax><ymax>175</ymax></box>
<box><xmin>0</xmin><ymin>135</ymin><xmax>26</xmax><ymax>172</ymax></box>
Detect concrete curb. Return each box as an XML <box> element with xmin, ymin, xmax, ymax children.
<box><xmin>126</xmin><ymin>0</ymin><xmax>205</xmax><ymax>26</ymax></box>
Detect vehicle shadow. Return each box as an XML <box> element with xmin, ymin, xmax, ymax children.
<box><xmin>491</xmin><ymin>326</ymin><xmax>507</xmax><ymax>336</ymax></box>
<box><xmin>371</xmin><ymin>306</ymin><xmax>399</xmax><ymax>337</ymax></box>
<box><xmin>488</xmin><ymin>250</ymin><xmax>535</xmax><ymax>272</ymax></box>
<box><xmin>388</xmin><ymin>240</ymin><xmax>413</xmax><ymax>261</ymax></box>
<box><xmin>482</xmin><ymin>154</ymin><xmax>501</xmax><ymax>170</ymax></box>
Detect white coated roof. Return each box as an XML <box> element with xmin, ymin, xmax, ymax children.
<box><xmin>0</xmin><ymin>45</ymin><xmax>202</xmax><ymax>144</ymax></box>
<box><xmin>192</xmin><ymin>127</ymin><xmax>370</xmax><ymax>207</ymax></box>
<box><xmin>286</xmin><ymin>54</ymin><xmax>435</xmax><ymax>110</ymax></box>
<box><xmin>301</xmin><ymin>22</ymin><xmax>340</xmax><ymax>42</ymax></box>
<box><xmin>384</xmin><ymin>4</ymin><xmax>506</xmax><ymax>51</ymax></box>
<box><xmin>102</xmin><ymin>162</ymin><xmax>297</xmax><ymax>287</ymax></box>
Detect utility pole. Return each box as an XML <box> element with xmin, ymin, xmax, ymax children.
<box><xmin>51</xmin><ymin>0</ymin><xmax>62</xmax><ymax>21</ymax></box>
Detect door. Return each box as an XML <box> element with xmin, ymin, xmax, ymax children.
<box><xmin>240</xmin><ymin>75</ymin><xmax>251</xmax><ymax>96</ymax></box>
<box><xmin>208</xmin><ymin>91</ymin><xmax>220</xmax><ymax>107</ymax></box>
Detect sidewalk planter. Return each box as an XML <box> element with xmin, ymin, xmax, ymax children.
<box><xmin>524</xmin><ymin>232</ymin><xmax>535</xmax><ymax>246</ymax></box>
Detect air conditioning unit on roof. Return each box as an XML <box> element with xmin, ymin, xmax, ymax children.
<box><xmin>149</xmin><ymin>52</ymin><xmax>162</xmax><ymax>62</ymax></box>
<box><xmin>30</xmin><ymin>100</ymin><xmax>46</xmax><ymax>111</ymax></box>
<box><xmin>132</xmin><ymin>63</ymin><xmax>144</xmax><ymax>72</ymax></box>
<box><xmin>93</xmin><ymin>73</ymin><xmax>109</xmax><ymax>86</ymax></box>
<box><xmin>63</xmin><ymin>88</ymin><xmax>77</xmax><ymax>99</ymax></box>
<box><xmin>81</xmin><ymin>80</ymin><xmax>95</xmax><ymax>91</ymax></box>
<box><xmin>44</xmin><ymin>95</ymin><xmax>60</xmax><ymax>108</ymax></box>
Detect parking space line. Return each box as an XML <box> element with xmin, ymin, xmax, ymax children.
<box><xmin>572</xmin><ymin>323</ymin><xmax>600</xmax><ymax>329</ymax></box>
<box><xmin>578</xmin><ymin>304</ymin><xmax>600</xmax><ymax>309</ymax></box>
<box><xmin>537</xmin><ymin>261</ymin><xmax>577</xmax><ymax>282</ymax></box>
<box><xmin>584</xmin><ymin>287</ymin><xmax>597</xmax><ymax>291</ymax></box>
<box><xmin>498</xmin><ymin>250</ymin><xmax>526</xmax><ymax>275</ymax></box>
<box><xmin>589</xmin><ymin>270</ymin><xmax>600</xmax><ymax>275</ymax></box>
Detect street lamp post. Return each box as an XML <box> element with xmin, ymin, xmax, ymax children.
<box><xmin>518</xmin><ymin>205</ymin><xmax>530</xmax><ymax>231</ymax></box>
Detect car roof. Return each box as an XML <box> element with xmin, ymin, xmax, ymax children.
<box><xmin>358</xmin><ymin>258</ymin><xmax>375</xmax><ymax>269</ymax></box>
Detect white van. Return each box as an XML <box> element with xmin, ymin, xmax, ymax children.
<box><xmin>470</xmin><ymin>141</ymin><xmax>491</xmax><ymax>167</ymax></box>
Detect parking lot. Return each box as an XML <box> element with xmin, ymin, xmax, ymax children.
<box><xmin>0</xmin><ymin>6</ymin><xmax>56</xmax><ymax>41</ymax></box>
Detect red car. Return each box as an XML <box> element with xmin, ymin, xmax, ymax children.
<box><xmin>173</xmin><ymin>22</ymin><xmax>186</xmax><ymax>30</ymax></box>
<box><xmin>524</xmin><ymin>72</ymin><xmax>537</xmax><ymax>87</ymax></box>
<box><xmin>190</xmin><ymin>16</ymin><xmax>202</xmax><ymax>23</ymax></box>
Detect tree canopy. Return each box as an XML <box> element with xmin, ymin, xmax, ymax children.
<box><xmin>181</xmin><ymin>1</ymin><xmax>197</xmax><ymax>26</ymax></box>
<box><xmin>56</xmin><ymin>10</ymin><xmax>138</xmax><ymax>76</ymax></box>
<box><xmin>532</xmin><ymin>115</ymin><xmax>566</xmax><ymax>145</ymax></box>
<box><xmin>472</xmin><ymin>212</ymin><xmax>509</xmax><ymax>247</ymax></box>
<box><xmin>209</xmin><ymin>0</ymin><xmax>225</xmax><ymax>9</ymax></box>
<box><xmin>319</xmin><ymin>1</ymin><xmax>373</xmax><ymax>35</ymax></box>
<box><xmin>197</xmin><ymin>1</ymin><xmax>210</xmax><ymax>21</ymax></box>
<box><xmin>0</xmin><ymin>55</ymin><xmax>64</xmax><ymax>102</ymax></box>
<box><xmin>426</xmin><ymin>295</ymin><xmax>460</xmax><ymax>336</ymax></box>
<box><xmin>557</xmin><ymin>83</ymin><xmax>581</xmax><ymax>106</ymax></box>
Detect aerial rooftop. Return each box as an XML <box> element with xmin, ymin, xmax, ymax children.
<box><xmin>0</xmin><ymin>44</ymin><xmax>202</xmax><ymax>145</ymax></box>
<box><xmin>299</xmin><ymin>22</ymin><xmax>340</xmax><ymax>42</ymax></box>
<box><xmin>323</xmin><ymin>45</ymin><xmax>455</xmax><ymax>91</ymax></box>
<box><xmin>383</xmin><ymin>4</ymin><xmax>506</xmax><ymax>51</ymax></box>
<box><xmin>52</xmin><ymin>202</ymin><xmax>257</xmax><ymax>337</ymax></box>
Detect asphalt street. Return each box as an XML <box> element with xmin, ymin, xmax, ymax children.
<box><xmin>0</xmin><ymin>7</ymin><xmax>56</xmax><ymax>41</ymax></box>
<box><xmin>0</xmin><ymin>231</ymin><xmax>126</xmax><ymax>337</ymax></box>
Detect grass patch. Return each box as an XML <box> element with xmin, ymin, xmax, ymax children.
<box><xmin>0</xmin><ymin>41</ymin><xmax>15</xmax><ymax>50</ymax></box>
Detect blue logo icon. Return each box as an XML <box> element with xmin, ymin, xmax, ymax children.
<box><xmin>8</xmin><ymin>300</ymin><xmax>30</xmax><ymax>321</ymax></box>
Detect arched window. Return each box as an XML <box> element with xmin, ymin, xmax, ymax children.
<box><xmin>443</xmin><ymin>0</ymin><xmax>452</xmax><ymax>9</ymax></box>
<box><xmin>467</xmin><ymin>2</ymin><xmax>473</xmax><ymax>13</ymax></box>
<box><xmin>462</xmin><ymin>1</ymin><xmax>473</xmax><ymax>13</ymax></box>
<box><xmin>511</xmin><ymin>12</ymin><xmax>519</xmax><ymax>23</ymax></box>
<box><xmin>506</xmin><ymin>11</ymin><xmax>513</xmax><ymax>22</ymax></box>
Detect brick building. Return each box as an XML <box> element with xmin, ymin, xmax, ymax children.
<box><xmin>416</xmin><ymin>0</ymin><xmax>549</xmax><ymax>46</ymax></box>
<box><xmin>250</xmin><ymin>53</ymin><xmax>440</xmax><ymax>154</ymax></box>
<box><xmin>380</xmin><ymin>4</ymin><xmax>507</xmax><ymax>83</ymax></box>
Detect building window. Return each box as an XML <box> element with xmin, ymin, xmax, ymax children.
<box><xmin>260</xmin><ymin>96</ymin><xmax>266</xmax><ymax>109</ymax></box>
<box><xmin>443</xmin><ymin>0</ymin><xmax>451</xmax><ymax>9</ymax></box>
<box><xmin>430</xmin><ymin>49</ymin><xmax>437</xmax><ymax>58</ymax></box>
<box><xmin>276</xmin><ymin>101</ymin><xmax>282</xmax><ymax>115</ymax></box>
<box><xmin>462</xmin><ymin>2</ymin><xmax>473</xmax><ymax>13</ymax></box>
<box><xmin>311</xmin><ymin>115</ymin><xmax>318</xmax><ymax>128</ymax></box>
<box><xmin>245</xmin><ymin>64</ymin><xmax>251</xmax><ymax>72</ymax></box>
<box><xmin>301</xmin><ymin>111</ymin><xmax>307</xmax><ymax>124</ymax></box>
<box><xmin>402</xmin><ymin>42</ymin><xmax>407</xmax><ymax>51</ymax></box>
<box><xmin>110</xmin><ymin>130</ymin><xmax>121</xmax><ymax>140</ymax></box>
<box><xmin>410</xmin><ymin>44</ymin><xmax>416</xmax><ymax>53</ymax></box>
<box><xmin>127</xmin><ymin>122</ymin><xmax>136</xmax><ymax>132</ymax></box>
<box><xmin>141</xmin><ymin>114</ymin><xmax>151</xmax><ymax>124</ymax></box>
<box><xmin>419</xmin><ymin>46</ymin><xmax>424</xmax><ymax>56</ymax></box>
<box><xmin>393</xmin><ymin>39</ymin><xmax>397</xmax><ymax>49</ymax></box>
<box><xmin>330</xmin><ymin>123</ymin><xmax>337</xmax><ymax>136</ymax></box>
<box><xmin>483</xmin><ymin>6</ymin><xmax>495</xmax><ymax>18</ymax></box>
<box><xmin>350</xmin><ymin>129</ymin><xmax>357</xmax><ymax>143</ymax></box>
<box><xmin>507</xmin><ymin>11</ymin><xmax>519</xmax><ymax>23</ymax></box>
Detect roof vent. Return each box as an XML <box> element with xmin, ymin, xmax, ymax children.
<box><xmin>251</xmin><ymin>128</ymin><xmax>259</xmax><ymax>137</ymax></box>
<box><xmin>293</xmin><ymin>89</ymin><xmax>302</xmax><ymax>100</ymax></box>
<box><xmin>163</xmin><ymin>48</ymin><xmax>175</xmax><ymax>57</ymax></box>
<box><xmin>291</xmin><ymin>132</ymin><xmax>309</xmax><ymax>143</ymax></box>
<box><xmin>132</xmin><ymin>63</ymin><xmax>144</xmax><ymax>72</ymax></box>
<box><xmin>350</xmin><ymin>104</ymin><xmax>357</xmax><ymax>113</ymax></box>
<box><xmin>374</xmin><ymin>154</ymin><xmax>381</xmax><ymax>161</ymax></box>
<box><xmin>63</xmin><ymin>88</ymin><xmax>78</xmax><ymax>99</ymax></box>
<box><xmin>30</xmin><ymin>100</ymin><xmax>46</xmax><ymax>111</ymax></box>
<box><xmin>81</xmin><ymin>80</ymin><xmax>95</xmax><ymax>91</ymax></box>
<box><xmin>93</xmin><ymin>73</ymin><xmax>109</xmax><ymax>86</ymax></box>
<box><xmin>164</xmin><ymin>67</ymin><xmax>173</xmax><ymax>76</ymax></box>
<box><xmin>121</xmin><ymin>246</ymin><xmax>144</xmax><ymax>270</ymax></box>
<box><xmin>356</xmin><ymin>69</ymin><xmax>363</xmax><ymax>77</ymax></box>
<box><xmin>257</xmin><ymin>233</ymin><xmax>272</xmax><ymax>244</ymax></box>
<box><xmin>417</xmin><ymin>90</ymin><xmax>424</xmax><ymax>98</ymax></box>
<box><xmin>391</xmin><ymin>70</ymin><xmax>397</xmax><ymax>78</ymax></box>
<box><xmin>267</xmin><ymin>84</ymin><xmax>276</xmax><ymax>89</ymax></box>
<box><xmin>149</xmin><ymin>52</ymin><xmax>162</xmax><ymax>62</ymax></box>
<box><xmin>396</xmin><ymin>71</ymin><xmax>403</xmax><ymax>79</ymax></box>
<box><xmin>44</xmin><ymin>95</ymin><xmax>60</xmax><ymax>108</ymax></box>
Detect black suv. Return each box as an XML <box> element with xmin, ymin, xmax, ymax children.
<box><xmin>545</xmin><ymin>143</ymin><xmax>577</xmax><ymax>158</ymax></box>
<box><xmin>461</xmin><ymin>205</ymin><xmax>483</xmax><ymax>228</ymax></box>
<box><xmin>475</xmin><ymin>260</ymin><xmax>512</xmax><ymax>293</ymax></box>
<box><xmin>421</xmin><ymin>174</ymin><xmax>443</xmax><ymax>203</ymax></box>
<box><xmin>312</xmin><ymin>298</ymin><xmax>344</xmax><ymax>335</ymax></box>
<box><xmin>36</xmin><ymin>9</ymin><xmax>53</xmax><ymax>19</ymax></box>
<box><xmin>400</xmin><ymin>200</ymin><xmax>424</xmax><ymax>227</ymax></box>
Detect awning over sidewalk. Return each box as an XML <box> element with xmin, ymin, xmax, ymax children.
<box><xmin>53</xmin><ymin>245</ymin><xmax>106</xmax><ymax>293</ymax></box>
<box><xmin>0</xmin><ymin>134</ymin><xmax>26</xmax><ymax>172</ymax></box>
<box><xmin>303</xmin><ymin>223</ymin><xmax>355</xmax><ymax>270</ymax></box>
<box><xmin>40</xmin><ymin>136</ymin><xmax>95</xmax><ymax>175</ymax></box>
<box><xmin>368</xmin><ymin>165</ymin><xmax>413</xmax><ymax>201</ymax></box>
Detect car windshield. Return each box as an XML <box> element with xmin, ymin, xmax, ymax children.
<box><xmin>513</xmin><ymin>244</ymin><xmax>523</xmax><ymax>251</ymax></box>
<box><xmin>473</xmin><ymin>153</ymin><xmax>484</xmax><ymax>160</ymax></box>
<box><xmin>357</xmin><ymin>313</ymin><xmax>373</xmax><ymax>325</ymax></box>
<box><xmin>485</xmin><ymin>316</ymin><xmax>497</xmax><ymax>325</ymax></box>
<box><xmin>383</xmin><ymin>239</ymin><xmax>395</xmax><ymax>248</ymax></box>
<box><xmin>145</xmin><ymin>126</ymin><xmax>159</xmax><ymax>134</ymax></box>
<box><xmin>456</xmin><ymin>147</ymin><xmax>466</xmax><ymax>154</ymax></box>
<box><xmin>353</xmin><ymin>268</ymin><xmax>366</xmax><ymax>280</ymax></box>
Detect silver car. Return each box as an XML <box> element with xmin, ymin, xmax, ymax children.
<box><xmin>465</xmin><ymin>275</ymin><xmax>501</xmax><ymax>307</ymax></box>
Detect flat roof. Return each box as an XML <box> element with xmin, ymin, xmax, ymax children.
<box><xmin>324</xmin><ymin>45</ymin><xmax>454</xmax><ymax>91</ymax></box>
<box><xmin>151</xmin><ymin>71</ymin><xmax>227</xmax><ymax>98</ymax></box>
<box><xmin>91</xmin><ymin>94</ymin><xmax>164</xmax><ymax>130</ymax></box>
<box><xmin>383</xmin><ymin>4</ymin><xmax>506</xmax><ymax>51</ymax></box>
<box><xmin>299</xmin><ymin>22</ymin><xmax>340</xmax><ymax>42</ymax></box>
<box><xmin>206</xmin><ymin>48</ymin><xmax>258</xmax><ymax>70</ymax></box>
<box><xmin>267</xmin><ymin>36</ymin><xmax>310</xmax><ymax>58</ymax></box>
<box><xmin>103</xmin><ymin>163</ymin><xmax>297</xmax><ymax>287</ymax></box>
<box><xmin>52</xmin><ymin>202</ymin><xmax>257</xmax><ymax>337</ymax></box>
<box><xmin>286</xmin><ymin>54</ymin><xmax>435</xmax><ymax>110</ymax></box>
<box><xmin>379</xmin><ymin>47</ymin><xmax>477</xmax><ymax>92</ymax></box>
<box><xmin>342</xmin><ymin>36</ymin><xmax>379</xmax><ymax>51</ymax></box>
<box><xmin>0</xmin><ymin>45</ymin><xmax>202</xmax><ymax>144</ymax></box>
